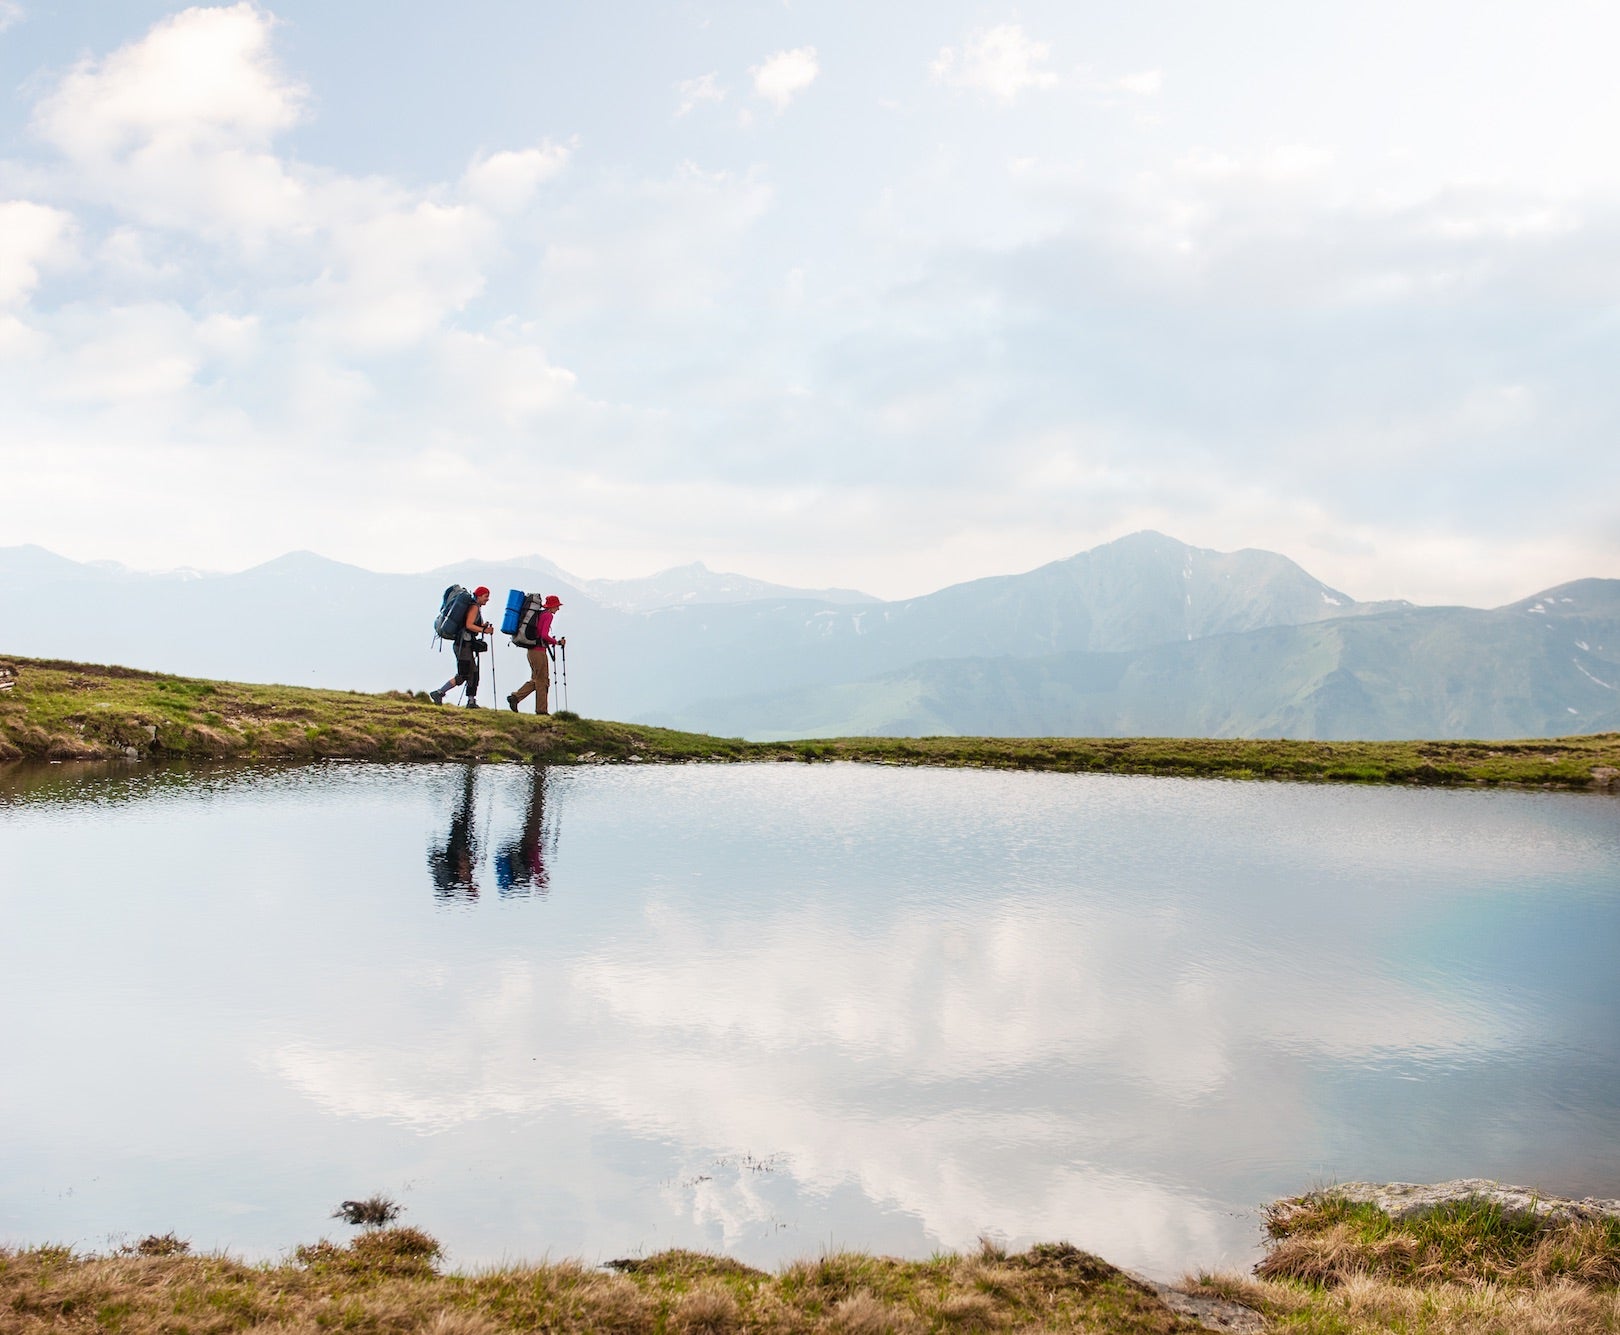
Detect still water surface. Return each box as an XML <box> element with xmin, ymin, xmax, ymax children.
<box><xmin>2</xmin><ymin>760</ymin><xmax>1617</xmax><ymax>1279</ymax></box>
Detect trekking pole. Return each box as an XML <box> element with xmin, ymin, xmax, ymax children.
<box><xmin>560</xmin><ymin>643</ymin><xmax>569</xmax><ymax>713</ymax></box>
<box><xmin>488</xmin><ymin>631</ymin><xmax>497</xmax><ymax>704</ymax></box>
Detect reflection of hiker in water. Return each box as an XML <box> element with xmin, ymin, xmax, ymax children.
<box><xmin>428</xmin><ymin>766</ymin><xmax>480</xmax><ymax>902</ymax></box>
<box><xmin>495</xmin><ymin>766</ymin><xmax>554</xmax><ymax>898</ymax></box>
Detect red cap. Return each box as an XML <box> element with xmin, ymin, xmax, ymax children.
<box><xmin>544</xmin><ymin>594</ymin><xmax>562</xmax><ymax>608</ymax></box>
<box><xmin>473</xmin><ymin>586</ymin><xmax>491</xmax><ymax>599</ymax></box>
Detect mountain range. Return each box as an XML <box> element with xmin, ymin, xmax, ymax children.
<box><xmin>2</xmin><ymin>532</ymin><xmax>1615</xmax><ymax>740</ymax></box>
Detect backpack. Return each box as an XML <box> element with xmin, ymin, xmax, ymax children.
<box><xmin>510</xmin><ymin>592</ymin><xmax>546</xmax><ymax>648</ymax></box>
<box><xmin>434</xmin><ymin>584</ymin><xmax>474</xmax><ymax>641</ymax></box>
<box><xmin>500</xmin><ymin>588</ymin><xmax>526</xmax><ymax>636</ymax></box>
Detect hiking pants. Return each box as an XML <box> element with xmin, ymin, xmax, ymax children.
<box><xmin>454</xmin><ymin>643</ymin><xmax>481</xmax><ymax>699</ymax></box>
<box><xmin>509</xmin><ymin>646</ymin><xmax>551</xmax><ymax>713</ymax></box>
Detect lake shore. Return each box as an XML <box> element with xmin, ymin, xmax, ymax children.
<box><xmin>5</xmin><ymin>1183</ymin><xmax>1618</xmax><ymax>1334</ymax></box>
<box><xmin>2</xmin><ymin>655</ymin><xmax>1617</xmax><ymax>790</ymax></box>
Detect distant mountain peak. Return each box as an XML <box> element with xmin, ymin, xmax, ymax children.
<box><xmin>1109</xmin><ymin>528</ymin><xmax>1184</xmax><ymax>548</ymax></box>
<box><xmin>1504</xmin><ymin>577</ymin><xmax>1620</xmax><ymax>616</ymax></box>
<box><xmin>579</xmin><ymin>561</ymin><xmax>877</xmax><ymax>613</ymax></box>
<box><xmin>242</xmin><ymin>550</ymin><xmax>373</xmax><ymax>577</ymax></box>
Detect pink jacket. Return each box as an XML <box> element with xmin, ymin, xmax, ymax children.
<box><xmin>536</xmin><ymin>609</ymin><xmax>560</xmax><ymax>647</ymax></box>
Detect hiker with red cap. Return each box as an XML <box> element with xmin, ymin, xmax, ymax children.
<box><xmin>507</xmin><ymin>594</ymin><xmax>565</xmax><ymax>715</ymax></box>
<box><xmin>430</xmin><ymin>585</ymin><xmax>495</xmax><ymax>707</ymax></box>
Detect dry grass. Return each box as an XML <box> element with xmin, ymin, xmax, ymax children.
<box><xmin>9</xmin><ymin>1216</ymin><xmax>1618</xmax><ymax>1334</ymax></box>
<box><xmin>1257</xmin><ymin>1192</ymin><xmax>1620</xmax><ymax>1289</ymax></box>
<box><xmin>1191</xmin><ymin>1270</ymin><xmax>1620</xmax><ymax>1333</ymax></box>
<box><xmin>1180</xmin><ymin>1188</ymin><xmax>1620</xmax><ymax>1333</ymax></box>
<box><xmin>0</xmin><ymin>1233</ymin><xmax>1207</xmax><ymax>1335</ymax></box>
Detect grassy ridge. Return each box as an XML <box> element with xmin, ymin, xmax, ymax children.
<box><xmin>6</xmin><ymin>1190</ymin><xmax>1619</xmax><ymax>1334</ymax></box>
<box><xmin>2</xmin><ymin>655</ymin><xmax>1619</xmax><ymax>789</ymax></box>
<box><xmin>0</xmin><ymin>1236</ymin><xmax>1208</xmax><ymax>1335</ymax></box>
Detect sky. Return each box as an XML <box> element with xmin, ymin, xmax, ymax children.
<box><xmin>2</xmin><ymin>0</ymin><xmax>1618</xmax><ymax>606</ymax></box>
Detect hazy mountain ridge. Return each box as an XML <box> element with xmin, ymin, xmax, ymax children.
<box><xmin>571</xmin><ymin>562</ymin><xmax>877</xmax><ymax>614</ymax></box>
<box><xmin>656</xmin><ymin>582</ymin><xmax>1620</xmax><ymax>741</ymax></box>
<box><xmin>2</xmin><ymin>544</ymin><xmax>216</xmax><ymax>584</ymax></box>
<box><xmin>583</xmin><ymin>531</ymin><xmax>1410</xmax><ymax>712</ymax></box>
<box><xmin>423</xmin><ymin>556</ymin><xmax>876</xmax><ymax>614</ymax></box>
<box><xmin>1</xmin><ymin>535</ymin><xmax>1613</xmax><ymax>740</ymax></box>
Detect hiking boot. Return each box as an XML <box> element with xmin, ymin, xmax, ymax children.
<box><xmin>466</xmin><ymin>699</ymin><xmax>480</xmax><ymax>708</ymax></box>
<box><xmin>429</xmin><ymin>689</ymin><xmax>444</xmax><ymax>705</ymax></box>
<box><xmin>506</xmin><ymin>693</ymin><xmax>519</xmax><ymax>713</ymax></box>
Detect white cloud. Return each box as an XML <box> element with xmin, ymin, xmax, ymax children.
<box><xmin>0</xmin><ymin>312</ymin><xmax>46</xmax><ymax>360</ymax></box>
<box><xmin>29</xmin><ymin>2</ymin><xmax>308</xmax><ymax>239</ymax></box>
<box><xmin>538</xmin><ymin>162</ymin><xmax>774</xmax><ymax>320</ymax></box>
<box><xmin>438</xmin><ymin>328</ymin><xmax>581</xmax><ymax>427</ymax></box>
<box><xmin>0</xmin><ymin>200</ymin><xmax>76</xmax><ymax>304</ymax></box>
<box><xmin>45</xmin><ymin>304</ymin><xmax>202</xmax><ymax>403</ymax></box>
<box><xmin>19</xmin><ymin>8</ymin><xmax>550</xmax><ymax>359</ymax></box>
<box><xmin>751</xmin><ymin>46</ymin><xmax>819</xmax><ymax>111</ymax></box>
<box><xmin>675</xmin><ymin>71</ymin><xmax>725</xmax><ymax>117</ymax></box>
<box><xmin>932</xmin><ymin>25</ymin><xmax>1058</xmax><ymax>102</ymax></box>
<box><xmin>0</xmin><ymin>1</ymin><xmax>24</xmax><ymax>35</ymax></box>
<box><xmin>301</xmin><ymin>198</ymin><xmax>496</xmax><ymax>350</ymax></box>
<box><xmin>31</xmin><ymin>3</ymin><xmax>302</xmax><ymax>153</ymax></box>
<box><xmin>1113</xmin><ymin>69</ymin><xmax>1162</xmax><ymax>96</ymax></box>
<box><xmin>461</xmin><ymin>140</ymin><xmax>571</xmax><ymax>214</ymax></box>
<box><xmin>96</xmin><ymin>226</ymin><xmax>182</xmax><ymax>285</ymax></box>
<box><xmin>1074</xmin><ymin>67</ymin><xmax>1164</xmax><ymax>101</ymax></box>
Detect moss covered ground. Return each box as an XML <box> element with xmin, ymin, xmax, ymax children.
<box><xmin>2</xmin><ymin>655</ymin><xmax>1618</xmax><ymax>789</ymax></box>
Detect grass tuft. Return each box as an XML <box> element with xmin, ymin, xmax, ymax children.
<box><xmin>823</xmin><ymin>1289</ymin><xmax>922</xmax><ymax>1334</ymax></box>
<box><xmin>668</xmin><ymin>1280</ymin><xmax>742</xmax><ymax>1334</ymax></box>
<box><xmin>1256</xmin><ymin>1190</ymin><xmax>1620</xmax><ymax>1290</ymax></box>
<box><xmin>294</xmin><ymin>1226</ymin><xmax>443</xmax><ymax>1277</ymax></box>
<box><xmin>119</xmin><ymin>1232</ymin><xmax>191</xmax><ymax>1258</ymax></box>
<box><xmin>332</xmin><ymin>1194</ymin><xmax>403</xmax><ymax>1227</ymax></box>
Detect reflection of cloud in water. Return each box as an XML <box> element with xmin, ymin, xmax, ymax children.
<box><xmin>9</xmin><ymin>764</ymin><xmax>1613</xmax><ymax>1276</ymax></box>
<box><xmin>573</xmin><ymin>900</ymin><xmax>1239</xmax><ymax>1098</ymax></box>
<box><xmin>275</xmin><ymin>1025</ymin><xmax>1231</xmax><ymax>1267</ymax></box>
<box><xmin>572</xmin><ymin>897</ymin><xmax>1526</xmax><ymax>1083</ymax></box>
<box><xmin>267</xmin><ymin>891</ymin><xmax>1530</xmax><ymax>1271</ymax></box>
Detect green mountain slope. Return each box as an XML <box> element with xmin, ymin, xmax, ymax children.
<box><xmin>659</xmin><ymin>580</ymin><xmax>1620</xmax><ymax>740</ymax></box>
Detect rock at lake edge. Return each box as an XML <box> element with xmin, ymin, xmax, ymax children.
<box><xmin>1324</xmin><ymin>1179</ymin><xmax>1620</xmax><ymax>1223</ymax></box>
<box><xmin>1128</xmin><ymin>1274</ymin><xmax>1266</xmax><ymax>1333</ymax></box>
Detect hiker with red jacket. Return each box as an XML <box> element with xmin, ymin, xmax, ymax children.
<box><xmin>507</xmin><ymin>594</ymin><xmax>565</xmax><ymax>714</ymax></box>
<box><xmin>430</xmin><ymin>586</ymin><xmax>495</xmax><ymax>707</ymax></box>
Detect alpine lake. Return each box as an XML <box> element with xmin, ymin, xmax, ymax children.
<box><xmin>2</xmin><ymin>758</ymin><xmax>1617</xmax><ymax>1281</ymax></box>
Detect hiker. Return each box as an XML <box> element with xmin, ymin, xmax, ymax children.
<box><xmin>494</xmin><ymin>766</ymin><xmax>552</xmax><ymax>898</ymax></box>
<box><xmin>427</xmin><ymin>766</ymin><xmax>480</xmax><ymax>901</ymax></box>
<box><xmin>430</xmin><ymin>586</ymin><xmax>495</xmax><ymax>707</ymax></box>
<box><xmin>506</xmin><ymin>594</ymin><xmax>565</xmax><ymax>714</ymax></box>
